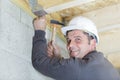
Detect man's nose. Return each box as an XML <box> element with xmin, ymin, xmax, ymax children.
<box><xmin>68</xmin><ymin>40</ymin><xmax>76</xmax><ymax>49</ymax></box>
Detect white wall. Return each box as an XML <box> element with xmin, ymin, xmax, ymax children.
<box><xmin>0</xmin><ymin>0</ymin><xmax>67</xmax><ymax>80</ymax></box>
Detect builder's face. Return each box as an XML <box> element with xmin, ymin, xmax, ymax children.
<box><xmin>66</xmin><ymin>30</ymin><xmax>94</xmax><ymax>58</ymax></box>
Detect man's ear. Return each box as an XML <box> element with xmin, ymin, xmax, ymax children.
<box><xmin>90</xmin><ymin>39</ymin><xmax>96</xmax><ymax>49</ymax></box>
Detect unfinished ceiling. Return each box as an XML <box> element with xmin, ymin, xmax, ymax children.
<box><xmin>11</xmin><ymin>0</ymin><xmax>120</xmax><ymax>68</ymax></box>
<box><xmin>12</xmin><ymin>0</ymin><xmax>120</xmax><ymax>20</ymax></box>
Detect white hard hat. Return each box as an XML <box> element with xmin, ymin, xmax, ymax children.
<box><xmin>61</xmin><ymin>16</ymin><xmax>99</xmax><ymax>44</ymax></box>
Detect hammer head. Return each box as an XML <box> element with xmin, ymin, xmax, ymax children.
<box><xmin>50</xmin><ymin>20</ymin><xmax>65</xmax><ymax>26</ymax></box>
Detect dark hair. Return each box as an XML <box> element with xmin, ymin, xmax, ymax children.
<box><xmin>83</xmin><ymin>31</ymin><xmax>94</xmax><ymax>44</ymax></box>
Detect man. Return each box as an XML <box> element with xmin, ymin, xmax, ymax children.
<box><xmin>32</xmin><ymin>16</ymin><xmax>120</xmax><ymax>80</ymax></box>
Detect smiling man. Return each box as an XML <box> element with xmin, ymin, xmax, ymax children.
<box><xmin>32</xmin><ymin>16</ymin><xmax>120</xmax><ymax>80</ymax></box>
<box><xmin>66</xmin><ymin>30</ymin><xmax>96</xmax><ymax>58</ymax></box>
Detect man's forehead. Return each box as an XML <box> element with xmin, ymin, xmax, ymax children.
<box><xmin>67</xmin><ymin>30</ymin><xmax>84</xmax><ymax>35</ymax></box>
<box><xmin>66</xmin><ymin>30</ymin><xmax>85</xmax><ymax>38</ymax></box>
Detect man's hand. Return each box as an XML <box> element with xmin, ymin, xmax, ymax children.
<box><xmin>47</xmin><ymin>41</ymin><xmax>61</xmax><ymax>58</ymax></box>
<box><xmin>33</xmin><ymin>16</ymin><xmax>46</xmax><ymax>31</ymax></box>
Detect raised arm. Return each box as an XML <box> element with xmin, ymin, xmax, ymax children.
<box><xmin>32</xmin><ymin>16</ymin><xmax>80</xmax><ymax>80</ymax></box>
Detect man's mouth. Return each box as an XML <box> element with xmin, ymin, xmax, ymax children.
<box><xmin>70</xmin><ymin>50</ymin><xmax>78</xmax><ymax>53</ymax></box>
<box><xmin>70</xmin><ymin>51</ymin><xmax>79</xmax><ymax>56</ymax></box>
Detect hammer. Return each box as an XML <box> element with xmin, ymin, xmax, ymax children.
<box><xmin>50</xmin><ymin>20</ymin><xmax>65</xmax><ymax>43</ymax></box>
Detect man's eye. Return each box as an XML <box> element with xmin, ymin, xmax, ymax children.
<box><xmin>75</xmin><ymin>38</ymin><xmax>81</xmax><ymax>42</ymax></box>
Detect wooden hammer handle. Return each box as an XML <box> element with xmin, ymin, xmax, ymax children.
<box><xmin>51</xmin><ymin>24</ymin><xmax>57</xmax><ymax>43</ymax></box>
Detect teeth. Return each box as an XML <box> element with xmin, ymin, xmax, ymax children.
<box><xmin>71</xmin><ymin>51</ymin><xmax>77</xmax><ymax>52</ymax></box>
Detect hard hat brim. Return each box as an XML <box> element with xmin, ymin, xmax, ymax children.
<box><xmin>61</xmin><ymin>25</ymin><xmax>88</xmax><ymax>35</ymax></box>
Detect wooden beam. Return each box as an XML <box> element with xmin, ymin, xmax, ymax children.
<box><xmin>98</xmin><ymin>24</ymin><xmax>120</xmax><ymax>33</ymax></box>
<box><xmin>45</xmin><ymin>0</ymin><xmax>95</xmax><ymax>13</ymax></box>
